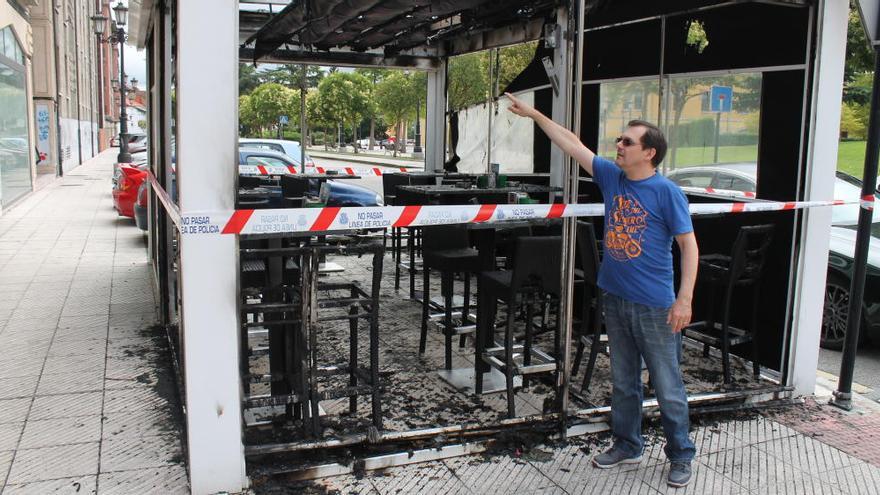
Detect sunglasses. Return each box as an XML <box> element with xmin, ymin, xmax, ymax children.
<box><xmin>615</xmin><ymin>136</ymin><xmax>640</xmax><ymax>147</ymax></box>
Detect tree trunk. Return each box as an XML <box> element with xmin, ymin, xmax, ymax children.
<box><xmin>369</xmin><ymin>117</ymin><xmax>375</xmax><ymax>150</ymax></box>
<box><xmin>393</xmin><ymin>122</ymin><xmax>399</xmax><ymax>157</ymax></box>
<box><xmin>352</xmin><ymin>123</ymin><xmax>358</xmax><ymax>154</ymax></box>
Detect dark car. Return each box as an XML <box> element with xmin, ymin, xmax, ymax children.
<box><xmin>665</xmin><ymin>164</ymin><xmax>880</xmax><ymax>349</ymax></box>
<box><xmin>237</xmin><ymin>149</ymin><xmax>383</xmax><ymax>207</ymax></box>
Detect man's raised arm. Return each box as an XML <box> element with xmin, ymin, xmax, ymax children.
<box><xmin>505</xmin><ymin>92</ymin><xmax>596</xmax><ymax>176</ymax></box>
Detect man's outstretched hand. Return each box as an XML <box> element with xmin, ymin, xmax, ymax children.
<box><xmin>505</xmin><ymin>92</ymin><xmax>536</xmax><ymax>118</ymax></box>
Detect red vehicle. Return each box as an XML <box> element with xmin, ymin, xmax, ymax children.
<box><xmin>112</xmin><ymin>164</ymin><xmax>148</xmax><ymax>217</ymax></box>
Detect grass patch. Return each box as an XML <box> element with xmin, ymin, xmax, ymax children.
<box><xmin>838</xmin><ymin>140</ymin><xmax>867</xmax><ymax>178</ymax></box>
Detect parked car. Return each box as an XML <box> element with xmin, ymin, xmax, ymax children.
<box><xmin>239</xmin><ymin>138</ymin><xmax>316</xmax><ymax>169</ymax></box>
<box><xmin>665</xmin><ymin>163</ymin><xmax>880</xmax><ymax>349</ymax></box>
<box><xmin>112</xmin><ymin>163</ymin><xmax>149</xmax><ymax>218</ymax></box>
<box><xmin>238</xmin><ymin>149</ymin><xmax>383</xmax><ymax>207</ymax></box>
<box><xmin>127</xmin><ymin>134</ymin><xmax>148</xmax><ymax>153</ymax></box>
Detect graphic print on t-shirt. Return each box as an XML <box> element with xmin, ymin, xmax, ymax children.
<box><xmin>605</xmin><ymin>193</ymin><xmax>648</xmax><ymax>261</ymax></box>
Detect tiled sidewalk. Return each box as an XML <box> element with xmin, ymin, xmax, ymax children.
<box><xmin>0</xmin><ymin>150</ymin><xmax>189</xmax><ymax>494</ymax></box>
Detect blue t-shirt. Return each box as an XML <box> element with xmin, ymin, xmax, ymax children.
<box><xmin>591</xmin><ymin>156</ymin><xmax>693</xmax><ymax>308</ymax></box>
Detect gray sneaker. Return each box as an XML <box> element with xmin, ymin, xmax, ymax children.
<box><xmin>667</xmin><ymin>461</ymin><xmax>692</xmax><ymax>487</ymax></box>
<box><xmin>591</xmin><ymin>446</ymin><xmax>642</xmax><ymax>469</ymax></box>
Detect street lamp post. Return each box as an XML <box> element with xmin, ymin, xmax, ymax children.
<box><xmin>413</xmin><ymin>97</ymin><xmax>422</xmax><ymax>155</ymax></box>
<box><xmin>91</xmin><ymin>2</ymin><xmax>131</xmax><ymax>163</ymax></box>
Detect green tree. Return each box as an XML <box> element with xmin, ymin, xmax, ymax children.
<box><xmin>840</xmin><ymin>101</ymin><xmax>868</xmax><ymax>139</ymax></box>
<box><xmin>316</xmin><ymin>72</ymin><xmax>372</xmax><ymax>153</ymax></box>
<box><xmin>239</xmin><ymin>63</ymin><xmax>263</xmax><ymax>96</ymax></box>
<box><xmin>496</xmin><ymin>41</ymin><xmax>538</xmax><ymax>92</ymax></box>
<box><xmin>262</xmin><ymin>65</ymin><xmax>325</xmax><ymax>89</ymax></box>
<box><xmin>448</xmin><ymin>53</ymin><xmax>488</xmax><ymax>111</ymax></box>
<box><xmin>355</xmin><ymin>68</ymin><xmax>388</xmax><ymax>149</ymax></box>
<box><xmin>239</xmin><ymin>94</ymin><xmax>258</xmax><ymax>136</ymax></box>
<box><xmin>306</xmin><ymin>88</ymin><xmax>331</xmax><ymax>148</ymax></box>
<box><xmin>245</xmin><ymin>83</ymin><xmax>299</xmax><ymax>137</ymax></box>
<box><xmin>375</xmin><ymin>71</ymin><xmax>419</xmax><ymax>156</ymax></box>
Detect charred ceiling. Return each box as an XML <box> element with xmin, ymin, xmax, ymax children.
<box><xmin>243</xmin><ymin>0</ymin><xmax>811</xmax><ymax>64</ymax></box>
<box><xmin>246</xmin><ymin>0</ymin><xmax>560</xmax><ymax>62</ymax></box>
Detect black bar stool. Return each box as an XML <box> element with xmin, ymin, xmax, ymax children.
<box><xmin>475</xmin><ymin>235</ymin><xmax>562</xmax><ymax>418</ymax></box>
<box><xmin>419</xmin><ymin>224</ymin><xmax>482</xmax><ymax>370</ymax></box>
<box><xmin>571</xmin><ymin>221</ymin><xmax>606</xmax><ymax>393</ymax></box>
<box><xmin>683</xmin><ymin>224</ymin><xmax>774</xmax><ymax>384</ymax></box>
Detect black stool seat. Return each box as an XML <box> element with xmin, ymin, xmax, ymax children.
<box><xmin>424</xmin><ymin>247</ymin><xmax>482</xmax><ymax>272</ymax></box>
<box><xmin>684</xmin><ymin>224</ymin><xmax>774</xmax><ymax>384</ymax></box>
<box><xmin>475</xmin><ymin>235</ymin><xmax>562</xmax><ymax>418</ymax></box>
<box><xmin>420</xmin><ymin>225</ymin><xmax>483</xmax><ymax>370</ymax></box>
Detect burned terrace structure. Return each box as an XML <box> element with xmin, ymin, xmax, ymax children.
<box><xmin>128</xmin><ymin>0</ymin><xmax>847</xmax><ymax>493</ymax></box>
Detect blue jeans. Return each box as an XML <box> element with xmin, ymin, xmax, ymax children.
<box><xmin>604</xmin><ymin>292</ymin><xmax>696</xmax><ymax>463</ymax></box>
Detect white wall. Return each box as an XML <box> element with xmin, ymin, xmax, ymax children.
<box><xmin>455</xmin><ymin>92</ymin><xmax>536</xmax><ymax>174</ymax></box>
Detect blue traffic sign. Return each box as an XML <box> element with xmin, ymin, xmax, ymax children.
<box><xmin>279</xmin><ymin>115</ymin><xmax>289</xmax><ymax>125</ymax></box>
<box><xmin>709</xmin><ymin>86</ymin><xmax>733</xmax><ymax>113</ymax></box>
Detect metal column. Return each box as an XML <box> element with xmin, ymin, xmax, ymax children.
<box><xmin>176</xmin><ymin>0</ymin><xmax>247</xmax><ymax>492</ymax></box>
<box><xmin>549</xmin><ymin>7</ymin><xmax>572</xmax><ymax>188</ymax></box>
<box><xmin>788</xmin><ymin>0</ymin><xmax>847</xmax><ymax>397</ymax></box>
<box><xmin>426</xmin><ymin>60</ymin><xmax>447</xmax><ymax>172</ymax></box>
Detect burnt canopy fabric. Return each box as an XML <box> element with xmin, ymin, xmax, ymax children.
<box><xmin>250</xmin><ymin>0</ymin><xmax>559</xmax><ymax>61</ymax></box>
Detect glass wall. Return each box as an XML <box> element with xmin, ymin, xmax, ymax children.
<box><xmin>598</xmin><ymin>72</ymin><xmax>762</xmax><ymax>192</ymax></box>
<box><xmin>0</xmin><ymin>26</ymin><xmax>31</xmax><ymax>207</ymax></box>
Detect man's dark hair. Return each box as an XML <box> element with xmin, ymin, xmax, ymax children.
<box><xmin>628</xmin><ymin>119</ymin><xmax>667</xmax><ymax>167</ymax></box>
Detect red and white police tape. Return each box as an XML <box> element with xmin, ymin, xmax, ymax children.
<box><xmin>179</xmin><ymin>199</ymin><xmax>850</xmax><ymax>236</ymax></box>
<box><xmin>147</xmin><ymin>172</ymin><xmax>851</xmax><ymax>236</ymax></box>
<box><xmin>238</xmin><ymin>164</ymin><xmax>410</xmax><ymax>176</ymax></box>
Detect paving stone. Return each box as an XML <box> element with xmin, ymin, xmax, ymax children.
<box><xmin>822</xmin><ymin>460</ymin><xmax>880</xmax><ymax>495</ymax></box>
<box><xmin>100</xmin><ymin>434</ymin><xmax>182</xmax><ymax>472</ymax></box>
<box><xmin>18</xmin><ymin>416</ymin><xmax>102</xmax><ymax>449</ymax></box>
<box><xmin>103</xmin><ymin>387</ymin><xmax>169</xmax><ymax>414</ymax></box>
<box><xmin>699</xmin><ymin>444</ymin><xmax>814</xmax><ymax>491</ymax></box>
<box><xmin>443</xmin><ymin>454</ymin><xmax>561</xmax><ymax>493</ymax></box>
<box><xmin>28</xmin><ymin>392</ymin><xmax>104</xmax><ymax>420</ymax></box>
<box><xmin>0</xmin><ymin>376</ymin><xmax>39</xmax><ymax>400</ymax></box>
<box><xmin>2</xmin><ymin>475</ymin><xmax>98</xmax><ymax>495</ymax></box>
<box><xmin>101</xmin><ymin>408</ymin><xmax>177</xmax><ymax>440</ymax></box>
<box><xmin>368</xmin><ymin>460</ymin><xmax>472</xmax><ymax>494</ymax></box>
<box><xmin>0</xmin><ymin>398</ymin><xmax>31</xmax><ymax>424</ymax></box>
<box><xmin>96</xmin><ymin>464</ymin><xmax>189</xmax><ymax>494</ymax></box>
<box><xmin>637</xmin><ymin>459</ymin><xmax>749</xmax><ymax>495</ymax></box>
<box><xmin>6</xmin><ymin>442</ymin><xmax>99</xmax><ymax>484</ymax></box>
<box><xmin>0</xmin><ymin>421</ymin><xmax>24</xmax><ymax>451</ymax></box>
<box><xmin>42</xmin><ymin>355</ymin><xmax>106</xmax><ymax>376</ymax></box>
<box><xmin>0</xmin><ymin>357</ymin><xmax>47</xmax><ymax>379</ymax></box>
<box><xmin>36</xmin><ymin>370</ymin><xmax>104</xmax><ymax>396</ymax></box>
<box><xmin>757</xmin><ymin>432</ymin><xmax>859</xmax><ymax>474</ymax></box>
<box><xmin>0</xmin><ymin>449</ymin><xmax>13</xmax><ymax>485</ymax></box>
<box><xmin>48</xmin><ymin>339</ymin><xmax>106</xmax><ymax>358</ymax></box>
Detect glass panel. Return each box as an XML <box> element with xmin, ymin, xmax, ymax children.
<box><xmin>247</xmin><ymin>156</ymin><xmax>287</xmax><ymax>167</ymax></box>
<box><xmin>0</xmin><ymin>59</ymin><xmax>32</xmax><ymax>206</ymax></box>
<box><xmin>598</xmin><ymin>79</ymin><xmax>661</xmax><ymax>160</ymax></box>
<box><xmin>13</xmin><ymin>40</ymin><xmax>21</xmax><ymax>64</ymax></box>
<box><xmin>662</xmin><ymin>73</ymin><xmax>761</xmax><ymax>184</ymax></box>
<box><xmin>2</xmin><ymin>28</ymin><xmax>13</xmax><ymax>61</ymax></box>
